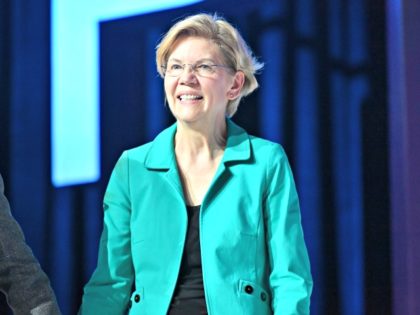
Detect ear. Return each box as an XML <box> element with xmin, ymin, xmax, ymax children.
<box><xmin>227</xmin><ymin>71</ymin><xmax>245</xmax><ymax>100</ymax></box>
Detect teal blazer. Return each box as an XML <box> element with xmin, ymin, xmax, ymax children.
<box><xmin>80</xmin><ymin>119</ymin><xmax>313</xmax><ymax>315</ymax></box>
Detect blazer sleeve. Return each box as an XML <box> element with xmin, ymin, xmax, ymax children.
<box><xmin>264</xmin><ymin>145</ymin><xmax>313</xmax><ymax>314</ymax></box>
<box><xmin>0</xmin><ymin>174</ymin><xmax>61</xmax><ymax>315</ymax></box>
<box><xmin>79</xmin><ymin>152</ymin><xmax>134</xmax><ymax>315</ymax></box>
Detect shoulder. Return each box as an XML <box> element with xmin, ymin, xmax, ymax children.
<box><xmin>248</xmin><ymin>136</ymin><xmax>291</xmax><ymax>183</ymax></box>
<box><xmin>249</xmin><ymin>135</ymin><xmax>286</xmax><ymax>157</ymax></box>
<box><xmin>124</xmin><ymin>142</ymin><xmax>154</xmax><ymax>163</ymax></box>
<box><xmin>112</xmin><ymin>124</ymin><xmax>176</xmax><ymax>173</ymax></box>
<box><xmin>227</xmin><ymin>119</ymin><xmax>286</xmax><ymax>161</ymax></box>
<box><xmin>107</xmin><ymin>143</ymin><xmax>153</xmax><ymax>177</ymax></box>
<box><xmin>117</xmin><ymin>122</ymin><xmax>176</xmax><ymax>166</ymax></box>
<box><xmin>246</xmin><ymin>134</ymin><xmax>289</xmax><ymax>171</ymax></box>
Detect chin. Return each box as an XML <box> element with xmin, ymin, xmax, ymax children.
<box><xmin>176</xmin><ymin>115</ymin><xmax>201</xmax><ymax>124</ymax></box>
<box><xmin>173</xmin><ymin>108</ymin><xmax>203</xmax><ymax>121</ymax></box>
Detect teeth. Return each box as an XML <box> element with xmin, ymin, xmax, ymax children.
<box><xmin>179</xmin><ymin>94</ymin><xmax>202</xmax><ymax>100</ymax></box>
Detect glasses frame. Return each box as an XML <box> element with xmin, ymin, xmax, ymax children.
<box><xmin>162</xmin><ymin>62</ymin><xmax>235</xmax><ymax>78</ymax></box>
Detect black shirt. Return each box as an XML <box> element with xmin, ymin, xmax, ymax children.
<box><xmin>167</xmin><ymin>205</ymin><xmax>208</xmax><ymax>315</ymax></box>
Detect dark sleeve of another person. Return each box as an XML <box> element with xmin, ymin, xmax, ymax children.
<box><xmin>0</xmin><ymin>174</ymin><xmax>61</xmax><ymax>315</ymax></box>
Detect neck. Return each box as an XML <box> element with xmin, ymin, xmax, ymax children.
<box><xmin>175</xmin><ymin>119</ymin><xmax>227</xmax><ymax>160</ymax></box>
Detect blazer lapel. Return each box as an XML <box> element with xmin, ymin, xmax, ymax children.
<box><xmin>203</xmin><ymin>119</ymin><xmax>251</xmax><ymax>207</ymax></box>
<box><xmin>143</xmin><ymin>119</ymin><xmax>252</xmax><ymax>207</ymax></box>
<box><xmin>144</xmin><ymin>123</ymin><xmax>185</xmax><ymax>202</ymax></box>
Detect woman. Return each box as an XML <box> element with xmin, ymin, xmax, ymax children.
<box><xmin>80</xmin><ymin>13</ymin><xmax>312</xmax><ymax>315</ymax></box>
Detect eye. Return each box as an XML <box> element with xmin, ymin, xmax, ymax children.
<box><xmin>197</xmin><ymin>63</ymin><xmax>213</xmax><ymax>71</ymax></box>
<box><xmin>169</xmin><ymin>63</ymin><xmax>183</xmax><ymax>70</ymax></box>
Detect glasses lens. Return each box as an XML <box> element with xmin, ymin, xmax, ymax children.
<box><xmin>195</xmin><ymin>63</ymin><xmax>214</xmax><ymax>76</ymax></box>
<box><xmin>165</xmin><ymin>63</ymin><xmax>182</xmax><ymax>77</ymax></box>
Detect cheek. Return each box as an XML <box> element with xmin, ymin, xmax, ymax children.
<box><xmin>163</xmin><ymin>79</ymin><xmax>170</xmax><ymax>93</ymax></box>
<box><xmin>164</xmin><ymin>80</ymin><xmax>178</xmax><ymax>110</ymax></box>
<box><xmin>164</xmin><ymin>80</ymin><xmax>174</xmax><ymax>99</ymax></box>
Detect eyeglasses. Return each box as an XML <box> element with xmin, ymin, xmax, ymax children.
<box><xmin>162</xmin><ymin>62</ymin><xmax>234</xmax><ymax>77</ymax></box>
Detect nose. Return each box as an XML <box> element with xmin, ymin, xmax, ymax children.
<box><xmin>179</xmin><ymin>64</ymin><xmax>197</xmax><ymax>84</ymax></box>
<box><xmin>183</xmin><ymin>64</ymin><xmax>195</xmax><ymax>74</ymax></box>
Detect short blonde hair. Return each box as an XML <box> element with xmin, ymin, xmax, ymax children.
<box><xmin>156</xmin><ymin>13</ymin><xmax>263</xmax><ymax>117</ymax></box>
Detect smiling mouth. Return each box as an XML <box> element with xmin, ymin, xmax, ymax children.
<box><xmin>178</xmin><ymin>94</ymin><xmax>203</xmax><ymax>101</ymax></box>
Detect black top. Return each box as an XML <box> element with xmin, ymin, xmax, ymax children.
<box><xmin>167</xmin><ymin>205</ymin><xmax>208</xmax><ymax>315</ymax></box>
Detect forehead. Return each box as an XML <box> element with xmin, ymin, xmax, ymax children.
<box><xmin>168</xmin><ymin>36</ymin><xmax>223</xmax><ymax>62</ymax></box>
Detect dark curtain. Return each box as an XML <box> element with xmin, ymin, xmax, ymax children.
<box><xmin>388</xmin><ymin>0</ymin><xmax>420</xmax><ymax>314</ymax></box>
<box><xmin>0</xmin><ymin>0</ymin><xmax>391</xmax><ymax>314</ymax></box>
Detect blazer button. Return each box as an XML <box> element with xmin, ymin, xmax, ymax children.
<box><xmin>260</xmin><ymin>292</ymin><xmax>267</xmax><ymax>301</ymax></box>
<box><xmin>134</xmin><ymin>294</ymin><xmax>141</xmax><ymax>303</ymax></box>
<box><xmin>244</xmin><ymin>285</ymin><xmax>254</xmax><ymax>294</ymax></box>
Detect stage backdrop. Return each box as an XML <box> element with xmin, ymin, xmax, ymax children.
<box><xmin>0</xmin><ymin>0</ymin><xmax>391</xmax><ymax>314</ymax></box>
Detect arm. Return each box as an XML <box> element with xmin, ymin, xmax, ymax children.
<box><xmin>264</xmin><ymin>146</ymin><xmax>313</xmax><ymax>314</ymax></box>
<box><xmin>79</xmin><ymin>152</ymin><xmax>134</xmax><ymax>315</ymax></box>
<box><xmin>0</xmin><ymin>174</ymin><xmax>61</xmax><ymax>315</ymax></box>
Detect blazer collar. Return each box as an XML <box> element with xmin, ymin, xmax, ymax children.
<box><xmin>144</xmin><ymin>119</ymin><xmax>251</xmax><ymax>170</ymax></box>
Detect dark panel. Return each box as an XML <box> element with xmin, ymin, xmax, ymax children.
<box><xmin>364</xmin><ymin>1</ymin><xmax>391</xmax><ymax>314</ymax></box>
<box><xmin>0</xmin><ymin>0</ymin><xmax>11</xmax><ymax>181</ymax></box>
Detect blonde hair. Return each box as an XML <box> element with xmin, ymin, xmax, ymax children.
<box><xmin>156</xmin><ymin>13</ymin><xmax>263</xmax><ymax>117</ymax></box>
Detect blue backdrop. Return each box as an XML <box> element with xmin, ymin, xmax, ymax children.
<box><xmin>0</xmin><ymin>0</ymin><xmax>392</xmax><ymax>314</ymax></box>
